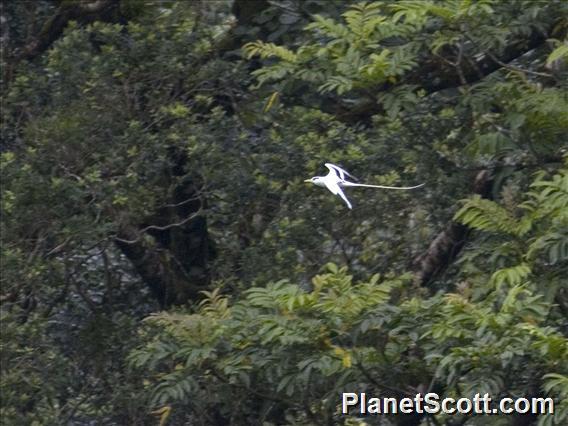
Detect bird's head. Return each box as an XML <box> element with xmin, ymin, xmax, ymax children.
<box><xmin>304</xmin><ymin>176</ymin><xmax>325</xmax><ymax>187</ymax></box>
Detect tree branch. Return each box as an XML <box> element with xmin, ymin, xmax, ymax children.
<box><xmin>16</xmin><ymin>0</ymin><xmax>119</xmax><ymax>62</ymax></box>
<box><xmin>464</xmin><ymin>34</ymin><xmax>554</xmax><ymax>79</ymax></box>
<box><xmin>410</xmin><ymin>28</ymin><xmax>549</xmax><ymax>93</ymax></box>
<box><xmin>112</xmin><ymin>210</ymin><xmax>203</xmax><ymax>245</ymax></box>
<box><xmin>336</xmin><ymin>27</ymin><xmax>551</xmax><ymax>124</ymax></box>
<box><xmin>413</xmin><ymin>170</ymin><xmax>493</xmax><ymax>287</ymax></box>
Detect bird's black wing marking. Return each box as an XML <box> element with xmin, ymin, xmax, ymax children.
<box><xmin>325</xmin><ymin>163</ymin><xmax>358</xmax><ymax>181</ymax></box>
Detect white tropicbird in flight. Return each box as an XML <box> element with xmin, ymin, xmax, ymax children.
<box><xmin>304</xmin><ymin>163</ymin><xmax>424</xmax><ymax>209</ymax></box>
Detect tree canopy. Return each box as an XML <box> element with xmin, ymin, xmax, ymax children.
<box><xmin>1</xmin><ymin>1</ymin><xmax>567</xmax><ymax>425</ymax></box>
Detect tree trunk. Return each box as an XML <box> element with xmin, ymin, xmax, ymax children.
<box><xmin>413</xmin><ymin>170</ymin><xmax>493</xmax><ymax>287</ymax></box>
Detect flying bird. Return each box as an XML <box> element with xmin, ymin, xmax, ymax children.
<box><xmin>304</xmin><ymin>163</ymin><xmax>424</xmax><ymax>209</ymax></box>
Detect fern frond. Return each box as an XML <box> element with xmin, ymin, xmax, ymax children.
<box><xmin>342</xmin><ymin>2</ymin><xmax>385</xmax><ymax>39</ymax></box>
<box><xmin>546</xmin><ymin>41</ymin><xmax>568</xmax><ymax>66</ymax></box>
<box><xmin>305</xmin><ymin>15</ymin><xmax>350</xmax><ymax>39</ymax></box>
<box><xmin>242</xmin><ymin>41</ymin><xmax>297</xmax><ymax>62</ymax></box>
<box><xmin>490</xmin><ymin>264</ymin><xmax>531</xmax><ymax>289</ymax></box>
<box><xmin>455</xmin><ymin>195</ymin><xmax>523</xmax><ymax>235</ymax></box>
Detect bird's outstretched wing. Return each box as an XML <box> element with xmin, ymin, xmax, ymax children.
<box><xmin>341</xmin><ymin>182</ymin><xmax>425</xmax><ymax>190</ymax></box>
<box><xmin>325</xmin><ymin>163</ymin><xmax>358</xmax><ymax>182</ymax></box>
<box><xmin>337</xmin><ymin>187</ymin><xmax>353</xmax><ymax>209</ymax></box>
<box><xmin>323</xmin><ymin>178</ymin><xmax>353</xmax><ymax>209</ymax></box>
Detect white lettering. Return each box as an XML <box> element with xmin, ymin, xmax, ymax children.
<box><xmin>400</xmin><ymin>397</ymin><xmax>413</xmax><ymax>414</ymax></box>
<box><xmin>456</xmin><ymin>397</ymin><xmax>472</xmax><ymax>413</ymax></box>
<box><xmin>342</xmin><ymin>393</ymin><xmax>358</xmax><ymax>414</ymax></box>
<box><xmin>515</xmin><ymin>398</ymin><xmax>530</xmax><ymax>414</ymax></box>
<box><xmin>368</xmin><ymin>397</ymin><xmax>381</xmax><ymax>414</ymax></box>
<box><xmin>339</xmin><ymin>392</ymin><xmax>553</xmax><ymax>416</ymax></box>
<box><xmin>414</xmin><ymin>393</ymin><xmax>424</xmax><ymax>413</ymax></box>
<box><xmin>501</xmin><ymin>397</ymin><xmax>514</xmax><ymax>414</ymax></box>
<box><xmin>442</xmin><ymin>397</ymin><xmax>456</xmax><ymax>414</ymax></box>
<box><xmin>383</xmin><ymin>397</ymin><xmax>397</xmax><ymax>413</ymax></box>
<box><xmin>424</xmin><ymin>393</ymin><xmax>440</xmax><ymax>413</ymax></box>
<box><xmin>532</xmin><ymin>397</ymin><xmax>554</xmax><ymax>414</ymax></box>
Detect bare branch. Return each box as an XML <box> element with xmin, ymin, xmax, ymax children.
<box><xmin>464</xmin><ymin>34</ymin><xmax>554</xmax><ymax>79</ymax></box>
<box><xmin>16</xmin><ymin>0</ymin><xmax>119</xmax><ymax>62</ymax></box>
<box><xmin>113</xmin><ymin>210</ymin><xmax>203</xmax><ymax>245</ymax></box>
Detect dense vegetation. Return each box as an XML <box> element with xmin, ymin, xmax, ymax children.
<box><xmin>1</xmin><ymin>1</ymin><xmax>567</xmax><ymax>425</ymax></box>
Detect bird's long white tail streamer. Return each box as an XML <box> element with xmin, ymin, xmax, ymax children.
<box><xmin>341</xmin><ymin>182</ymin><xmax>425</xmax><ymax>190</ymax></box>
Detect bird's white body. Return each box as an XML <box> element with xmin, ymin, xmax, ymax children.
<box><xmin>304</xmin><ymin>163</ymin><xmax>424</xmax><ymax>209</ymax></box>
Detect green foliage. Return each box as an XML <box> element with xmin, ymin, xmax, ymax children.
<box><xmin>3</xmin><ymin>0</ymin><xmax>567</xmax><ymax>424</ymax></box>
<box><xmin>542</xmin><ymin>373</ymin><xmax>568</xmax><ymax>425</ymax></box>
<box><xmin>546</xmin><ymin>40</ymin><xmax>568</xmax><ymax>67</ymax></box>
<box><xmin>244</xmin><ymin>1</ymin><xmax>420</xmax><ymax>97</ymax></box>
<box><xmin>243</xmin><ymin>41</ymin><xmax>298</xmax><ymax>62</ymax></box>
<box><xmin>455</xmin><ymin>195</ymin><xmax>527</xmax><ymax>236</ymax></box>
<box><xmin>0</xmin><ymin>311</ymin><xmax>64</xmax><ymax>424</ymax></box>
<box><xmin>456</xmin><ymin>164</ymin><xmax>568</xmax><ymax>291</ymax></box>
<box><xmin>129</xmin><ymin>266</ymin><xmax>408</xmax><ymax>423</ymax></box>
<box><xmin>132</xmin><ymin>264</ymin><xmax>567</xmax><ymax>424</ymax></box>
<box><xmin>243</xmin><ymin>0</ymin><xmax>566</xmax><ymax>119</ymax></box>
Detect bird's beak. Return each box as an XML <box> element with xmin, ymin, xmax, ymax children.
<box><xmin>304</xmin><ymin>179</ymin><xmax>311</xmax><ymax>183</ymax></box>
